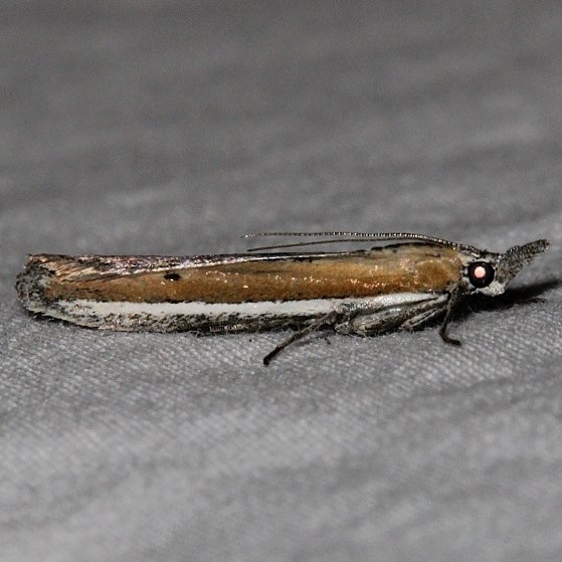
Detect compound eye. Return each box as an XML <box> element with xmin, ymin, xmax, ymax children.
<box><xmin>467</xmin><ymin>261</ymin><xmax>495</xmax><ymax>288</ymax></box>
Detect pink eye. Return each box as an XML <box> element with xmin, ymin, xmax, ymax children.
<box><xmin>467</xmin><ymin>261</ymin><xmax>495</xmax><ymax>288</ymax></box>
<box><xmin>473</xmin><ymin>265</ymin><xmax>487</xmax><ymax>279</ymax></box>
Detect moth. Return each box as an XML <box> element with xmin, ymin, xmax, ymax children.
<box><xmin>16</xmin><ymin>232</ymin><xmax>549</xmax><ymax>364</ymax></box>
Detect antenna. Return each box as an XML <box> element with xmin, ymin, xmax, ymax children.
<box><xmin>242</xmin><ymin>231</ymin><xmax>471</xmax><ymax>252</ymax></box>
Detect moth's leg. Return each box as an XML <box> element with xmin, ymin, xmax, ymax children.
<box><xmin>438</xmin><ymin>290</ymin><xmax>462</xmax><ymax>346</ymax></box>
<box><xmin>263</xmin><ymin>311</ymin><xmax>342</xmax><ymax>366</ymax></box>
<box><xmin>336</xmin><ymin>294</ymin><xmax>447</xmax><ymax>336</ymax></box>
<box><xmin>400</xmin><ymin>303</ymin><xmax>447</xmax><ymax>330</ymax></box>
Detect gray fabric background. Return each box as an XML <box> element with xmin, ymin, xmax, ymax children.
<box><xmin>2</xmin><ymin>1</ymin><xmax>562</xmax><ymax>560</ymax></box>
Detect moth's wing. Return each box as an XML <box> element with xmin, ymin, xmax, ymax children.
<box><xmin>19</xmin><ymin>251</ymin><xmax>358</xmax><ymax>282</ymax></box>
<box><xmin>18</xmin><ymin>253</ymin><xmax>256</xmax><ymax>282</ymax></box>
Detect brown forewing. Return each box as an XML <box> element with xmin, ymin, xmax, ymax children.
<box><xmin>31</xmin><ymin>245</ymin><xmax>463</xmax><ymax>304</ymax></box>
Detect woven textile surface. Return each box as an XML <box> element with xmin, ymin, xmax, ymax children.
<box><xmin>2</xmin><ymin>2</ymin><xmax>562</xmax><ymax>561</ymax></box>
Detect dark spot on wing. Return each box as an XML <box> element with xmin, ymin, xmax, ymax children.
<box><xmin>164</xmin><ymin>272</ymin><xmax>181</xmax><ymax>281</ymax></box>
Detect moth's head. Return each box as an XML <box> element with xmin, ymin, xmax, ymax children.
<box><xmin>460</xmin><ymin>239</ymin><xmax>549</xmax><ymax>296</ymax></box>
